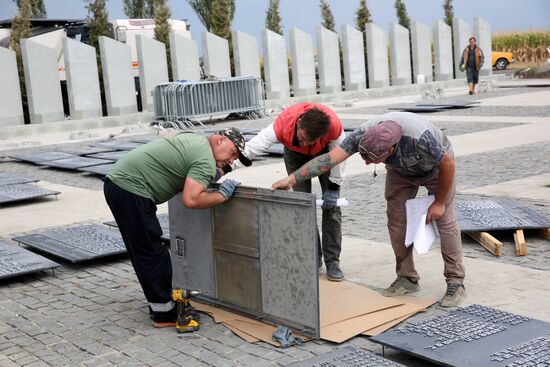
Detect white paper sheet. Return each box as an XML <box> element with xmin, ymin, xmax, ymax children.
<box><xmin>405</xmin><ymin>195</ymin><xmax>437</xmax><ymax>254</ymax></box>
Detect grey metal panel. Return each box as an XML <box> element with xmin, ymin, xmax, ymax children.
<box><xmin>9</xmin><ymin>151</ymin><xmax>77</xmax><ymax>163</ymax></box>
<box><xmin>169</xmin><ymin>194</ymin><xmax>215</xmax><ymax>296</ymax></box>
<box><xmin>455</xmin><ymin>198</ymin><xmax>550</xmax><ymax>232</ymax></box>
<box><xmin>259</xmin><ymin>194</ymin><xmax>319</xmax><ymax>334</ymax></box>
<box><xmin>78</xmin><ymin>163</ymin><xmax>114</xmax><ymax>176</ymax></box>
<box><xmin>0</xmin><ymin>173</ymin><xmax>38</xmax><ymax>186</ymax></box>
<box><xmin>43</xmin><ymin>157</ymin><xmax>112</xmax><ymax>170</ymax></box>
<box><xmin>289</xmin><ymin>345</ymin><xmax>406</xmax><ymax>367</ymax></box>
<box><xmin>0</xmin><ymin>184</ymin><xmax>60</xmax><ymax>204</ymax></box>
<box><xmin>169</xmin><ymin>185</ymin><xmax>320</xmax><ymax>338</ymax></box>
<box><xmin>370</xmin><ymin>304</ymin><xmax>550</xmax><ymax>367</ymax></box>
<box><xmin>0</xmin><ymin>240</ymin><xmax>60</xmax><ymax>280</ymax></box>
<box><xmin>12</xmin><ymin>224</ymin><xmax>126</xmax><ymax>263</ymax></box>
<box><xmin>215</xmin><ymin>250</ymin><xmax>262</xmax><ymax>311</ymax></box>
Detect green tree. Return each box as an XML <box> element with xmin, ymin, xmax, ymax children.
<box><xmin>12</xmin><ymin>0</ymin><xmax>47</xmax><ymax>19</ymax></box>
<box><xmin>355</xmin><ymin>0</ymin><xmax>372</xmax><ymax>32</ymax></box>
<box><xmin>86</xmin><ymin>0</ymin><xmax>113</xmax><ymax>115</ymax></box>
<box><xmin>265</xmin><ymin>0</ymin><xmax>282</xmax><ymax>35</ymax></box>
<box><xmin>395</xmin><ymin>0</ymin><xmax>410</xmax><ymax>29</ymax></box>
<box><xmin>319</xmin><ymin>0</ymin><xmax>335</xmax><ymax>32</ymax></box>
<box><xmin>443</xmin><ymin>0</ymin><xmax>454</xmax><ymax>28</ymax></box>
<box><xmin>9</xmin><ymin>0</ymin><xmax>31</xmax><ymax>123</ymax></box>
<box><xmin>153</xmin><ymin>0</ymin><xmax>173</xmax><ymax>80</ymax></box>
<box><xmin>187</xmin><ymin>0</ymin><xmax>235</xmax><ymax>31</ymax></box>
<box><xmin>123</xmin><ymin>0</ymin><xmax>156</xmax><ymax>18</ymax></box>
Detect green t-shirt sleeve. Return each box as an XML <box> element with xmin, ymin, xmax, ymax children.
<box><xmin>187</xmin><ymin>154</ymin><xmax>216</xmax><ymax>189</ymax></box>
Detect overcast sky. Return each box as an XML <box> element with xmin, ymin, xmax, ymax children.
<box><xmin>1</xmin><ymin>0</ymin><xmax>549</xmax><ymax>47</ymax></box>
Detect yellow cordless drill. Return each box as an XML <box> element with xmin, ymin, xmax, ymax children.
<box><xmin>171</xmin><ymin>289</ymin><xmax>201</xmax><ymax>333</ymax></box>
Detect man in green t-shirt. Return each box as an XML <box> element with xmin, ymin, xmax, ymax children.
<box><xmin>104</xmin><ymin>128</ymin><xmax>251</xmax><ymax>327</ymax></box>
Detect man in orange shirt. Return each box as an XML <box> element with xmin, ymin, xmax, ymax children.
<box><xmin>233</xmin><ymin>102</ymin><xmax>347</xmax><ymax>280</ymax></box>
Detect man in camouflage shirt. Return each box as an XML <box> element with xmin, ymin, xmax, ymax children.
<box><xmin>272</xmin><ymin>112</ymin><xmax>466</xmax><ymax>307</ymax></box>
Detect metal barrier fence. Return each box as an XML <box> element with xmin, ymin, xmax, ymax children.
<box><xmin>152</xmin><ymin>77</ymin><xmax>265</xmax><ymax>129</ymax></box>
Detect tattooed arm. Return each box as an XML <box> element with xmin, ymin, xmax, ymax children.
<box><xmin>272</xmin><ymin>147</ymin><xmax>351</xmax><ymax>190</ymax></box>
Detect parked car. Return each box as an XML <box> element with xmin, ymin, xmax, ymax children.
<box><xmin>492</xmin><ymin>51</ymin><xmax>514</xmax><ymax>70</ymax></box>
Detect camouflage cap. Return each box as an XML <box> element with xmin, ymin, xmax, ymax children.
<box><xmin>216</xmin><ymin>127</ymin><xmax>252</xmax><ymax>166</ymax></box>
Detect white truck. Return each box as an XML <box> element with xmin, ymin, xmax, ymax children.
<box><xmin>111</xmin><ymin>18</ymin><xmax>191</xmax><ymax>76</ymax></box>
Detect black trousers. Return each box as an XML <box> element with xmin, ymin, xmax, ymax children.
<box><xmin>103</xmin><ymin>178</ymin><xmax>174</xmax><ymax>313</ymax></box>
<box><xmin>283</xmin><ymin>147</ymin><xmax>343</xmax><ymax>264</ymax></box>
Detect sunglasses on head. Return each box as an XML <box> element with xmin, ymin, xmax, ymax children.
<box><xmin>358</xmin><ymin>143</ymin><xmax>390</xmax><ymax>161</ymax></box>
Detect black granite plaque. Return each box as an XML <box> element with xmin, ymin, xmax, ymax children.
<box><xmin>0</xmin><ymin>184</ymin><xmax>60</xmax><ymax>204</ymax></box>
<box><xmin>387</xmin><ymin>106</ymin><xmax>447</xmax><ymax>113</ymax></box>
<box><xmin>43</xmin><ymin>157</ymin><xmax>112</xmax><ymax>170</ymax></box>
<box><xmin>78</xmin><ymin>164</ymin><xmax>114</xmax><ymax>176</ymax></box>
<box><xmin>416</xmin><ymin>101</ymin><xmax>480</xmax><ymax>109</ymax></box>
<box><xmin>10</xmin><ymin>151</ymin><xmax>77</xmax><ymax>163</ymax></box>
<box><xmin>93</xmin><ymin>140</ymin><xmax>142</xmax><ymax>150</ymax></box>
<box><xmin>60</xmin><ymin>146</ymin><xmax>117</xmax><ymax>156</ymax></box>
<box><xmin>0</xmin><ymin>241</ymin><xmax>60</xmax><ymax>280</ymax></box>
<box><xmin>130</xmin><ymin>136</ymin><xmax>161</xmax><ymax>144</ymax></box>
<box><xmin>12</xmin><ymin>224</ymin><xmax>126</xmax><ymax>263</ymax></box>
<box><xmin>289</xmin><ymin>345</ymin><xmax>406</xmax><ymax>367</ymax></box>
<box><xmin>455</xmin><ymin>198</ymin><xmax>550</xmax><ymax>232</ymax></box>
<box><xmin>85</xmin><ymin>151</ymin><xmax>128</xmax><ymax>161</ymax></box>
<box><xmin>0</xmin><ymin>173</ymin><xmax>38</xmax><ymax>186</ymax></box>
<box><xmin>370</xmin><ymin>304</ymin><xmax>550</xmax><ymax>367</ymax></box>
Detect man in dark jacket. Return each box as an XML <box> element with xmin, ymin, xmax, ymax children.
<box><xmin>460</xmin><ymin>36</ymin><xmax>485</xmax><ymax>95</ymax></box>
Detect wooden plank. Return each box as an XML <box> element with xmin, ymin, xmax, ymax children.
<box><xmin>467</xmin><ymin>231</ymin><xmax>503</xmax><ymax>256</ymax></box>
<box><xmin>513</xmin><ymin>229</ymin><xmax>527</xmax><ymax>256</ymax></box>
<box><xmin>539</xmin><ymin>228</ymin><xmax>550</xmax><ymax>240</ymax></box>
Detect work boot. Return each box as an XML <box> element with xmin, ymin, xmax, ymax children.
<box><xmin>440</xmin><ymin>283</ymin><xmax>466</xmax><ymax>308</ymax></box>
<box><xmin>382</xmin><ymin>276</ymin><xmax>420</xmax><ymax>297</ymax></box>
<box><xmin>326</xmin><ymin>262</ymin><xmax>344</xmax><ymax>282</ymax></box>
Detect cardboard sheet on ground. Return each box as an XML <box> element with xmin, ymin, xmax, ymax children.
<box><xmin>320</xmin><ymin>294</ymin><xmax>436</xmax><ymax>343</ymax></box>
<box><xmin>191</xmin><ymin>279</ymin><xmax>435</xmax><ymax>346</ymax></box>
<box><xmin>319</xmin><ymin>278</ymin><xmax>403</xmax><ymax>327</ymax></box>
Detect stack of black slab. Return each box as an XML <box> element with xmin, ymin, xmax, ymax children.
<box><xmin>0</xmin><ymin>172</ymin><xmax>59</xmax><ymax>205</ymax></box>
<box><xmin>12</xmin><ymin>224</ymin><xmax>126</xmax><ymax>263</ymax></box>
<box><xmin>389</xmin><ymin>101</ymin><xmax>480</xmax><ymax>113</ymax></box>
<box><xmin>0</xmin><ymin>240</ymin><xmax>60</xmax><ymax>280</ymax></box>
<box><xmin>289</xmin><ymin>345</ymin><xmax>406</xmax><ymax>367</ymax></box>
<box><xmin>370</xmin><ymin>304</ymin><xmax>550</xmax><ymax>367</ymax></box>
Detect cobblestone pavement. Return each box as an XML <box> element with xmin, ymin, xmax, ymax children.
<box><xmin>1</xmin><ymin>85</ymin><xmax>549</xmax><ymax>366</ymax></box>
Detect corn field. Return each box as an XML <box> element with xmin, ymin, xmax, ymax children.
<box><xmin>492</xmin><ymin>29</ymin><xmax>550</xmax><ymax>64</ymax></box>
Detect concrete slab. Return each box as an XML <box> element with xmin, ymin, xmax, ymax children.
<box><xmin>365</xmin><ymin>23</ymin><xmax>390</xmax><ymax>88</ymax></box>
<box><xmin>63</xmin><ymin>38</ymin><xmax>102</xmax><ymax>120</ymax></box>
<box><xmin>136</xmin><ymin>35</ymin><xmax>169</xmax><ymax>112</ymax></box>
<box><xmin>0</xmin><ymin>47</ymin><xmax>24</xmax><ymax>127</ymax></box>
<box><xmin>453</xmin><ymin>18</ymin><xmax>472</xmax><ymax>79</ymax></box>
<box><xmin>479</xmin><ymin>90</ymin><xmax>550</xmax><ymax>106</ymax></box>
<box><xmin>410</xmin><ymin>20</ymin><xmax>433</xmax><ymax>83</ymax></box>
<box><xmin>289</xmin><ymin>27</ymin><xmax>316</xmax><ymax>97</ymax></box>
<box><xmin>316</xmin><ymin>26</ymin><xmax>342</xmax><ymax>94</ymax></box>
<box><xmin>202</xmin><ymin>31</ymin><xmax>231</xmax><ymax>78</ymax></box>
<box><xmin>20</xmin><ymin>39</ymin><xmax>64</xmax><ymax>124</ymax></box>
<box><xmin>433</xmin><ymin>20</ymin><xmax>453</xmax><ymax>81</ymax></box>
<box><xmin>232</xmin><ymin>30</ymin><xmax>261</xmax><ymax>78</ymax></box>
<box><xmin>169</xmin><ymin>32</ymin><xmax>201</xmax><ymax>81</ymax></box>
<box><xmin>389</xmin><ymin>22</ymin><xmax>411</xmax><ymax>86</ymax></box>
<box><xmin>340</xmin><ymin>25</ymin><xmax>366</xmax><ymax>91</ymax></box>
<box><xmin>99</xmin><ymin>36</ymin><xmax>138</xmax><ymax>116</ymax></box>
<box><xmin>262</xmin><ymin>29</ymin><xmax>290</xmax><ymax>99</ymax></box>
<box><xmin>474</xmin><ymin>17</ymin><xmax>492</xmax><ymax>76</ymax></box>
<box><xmin>462</xmin><ymin>173</ymin><xmax>550</xmax><ymax>203</ymax></box>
